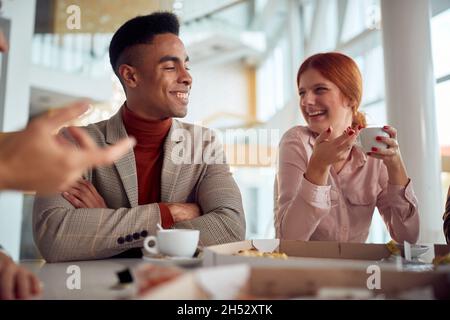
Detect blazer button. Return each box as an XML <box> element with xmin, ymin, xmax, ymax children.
<box><xmin>133</xmin><ymin>232</ymin><xmax>140</xmax><ymax>240</ymax></box>
<box><xmin>125</xmin><ymin>235</ymin><xmax>133</xmax><ymax>242</ymax></box>
<box><xmin>117</xmin><ymin>237</ymin><xmax>125</xmax><ymax>244</ymax></box>
<box><xmin>141</xmin><ymin>230</ymin><xmax>148</xmax><ymax>238</ymax></box>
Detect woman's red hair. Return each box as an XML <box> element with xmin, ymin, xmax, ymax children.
<box><xmin>297</xmin><ymin>52</ymin><xmax>366</xmax><ymax>128</ymax></box>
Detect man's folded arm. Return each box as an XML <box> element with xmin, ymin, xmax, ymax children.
<box><xmin>33</xmin><ymin>195</ymin><xmax>161</xmax><ymax>262</ymax></box>
<box><xmin>173</xmin><ymin>163</ymin><xmax>246</xmax><ymax>246</ymax></box>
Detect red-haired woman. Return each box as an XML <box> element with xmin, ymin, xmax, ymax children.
<box><xmin>275</xmin><ymin>52</ymin><xmax>419</xmax><ymax>243</ymax></box>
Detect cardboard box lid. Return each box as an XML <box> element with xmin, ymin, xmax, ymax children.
<box><xmin>248</xmin><ymin>266</ymin><xmax>450</xmax><ymax>299</ymax></box>
<box><xmin>279</xmin><ymin>241</ymin><xmax>393</xmax><ymax>260</ymax></box>
<box><xmin>203</xmin><ymin>240</ymin><xmax>392</xmax><ymax>271</ymax></box>
<box><xmin>207</xmin><ymin>240</ymin><xmax>450</xmax><ymax>261</ymax></box>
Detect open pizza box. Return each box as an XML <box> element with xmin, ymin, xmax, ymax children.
<box><xmin>203</xmin><ymin>240</ymin><xmax>450</xmax><ymax>271</ymax></box>
<box><xmin>141</xmin><ymin>264</ymin><xmax>450</xmax><ymax>300</ymax></box>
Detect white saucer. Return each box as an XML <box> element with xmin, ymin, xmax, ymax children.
<box><xmin>396</xmin><ymin>244</ymin><xmax>430</xmax><ymax>258</ymax></box>
<box><xmin>142</xmin><ymin>255</ymin><xmax>203</xmax><ymax>267</ymax></box>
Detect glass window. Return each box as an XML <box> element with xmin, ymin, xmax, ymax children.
<box><xmin>255</xmin><ymin>0</ymin><xmax>269</xmax><ymax>13</ymax></box>
<box><xmin>431</xmin><ymin>8</ymin><xmax>450</xmax><ymax>229</ymax></box>
<box><xmin>367</xmin><ymin>209</ymin><xmax>390</xmax><ymax>243</ymax></box>
<box><xmin>323</xmin><ymin>0</ymin><xmax>339</xmax><ymax>51</ymax></box>
<box><xmin>362</xmin><ymin>101</ymin><xmax>386</xmax><ymax>127</ymax></box>
<box><xmin>435</xmin><ymin>80</ymin><xmax>450</xmax><ymax>148</ymax></box>
<box><xmin>431</xmin><ymin>9</ymin><xmax>450</xmax><ymax>79</ymax></box>
<box><xmin>341</xmin><ymin>0</ymin><xmax>380</xmax><ymax>42</ymax></box>
<box><xmin>302</xmin><ymin>0</ymin><xmax>314</xmax><ymax>43</ymax></box>
<box><xmin>233</xmin><ymin>167</ymin><xmax>276</xmax><ymax>239</ymax></box>
<box><xmin>256</xmin><ymin>54</ymin><xmax>277</xmax><ymax>121</ymax></box>
<box><xmin>256</xmin><ymin>36</ymin><xmax>290</xmax><ymax>121</ymax></box>
<box><xmin>274</xmin><ymin>46</ymin><xmax>285</xmax><ymax>111</ymax></box>
<box><xmin>354</xmin><ymin>46</ymin><xmax>386</xmax><ymax>126</ymax></box>
<box><xmin>362</xmin><ymin>46</ymin><xmax>384</xmax><ymax>104</ymax></box>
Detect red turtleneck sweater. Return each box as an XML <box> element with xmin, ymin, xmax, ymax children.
<box><xmin>122</xmin><ymin>105</ymin><xmax>174</xmax><ymax>228</ymax></box>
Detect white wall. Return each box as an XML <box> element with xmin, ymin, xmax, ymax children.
<box><xmin>30</xmin><ymin>65</ymin><xmax>112</xmax><ymax>110</ymax></box>
<box><xmin>0</xmin><ymin>0</ymin><xmax>36</xmax><ymax>260</ymax></box>
<box><xmin>259</xmin><ymin>97</ymin><xmax>303</xmax><ymax>135</ymax></box>
<box><xmin>185</xmin><ymin>61</ymin><xmax>250</xmax><ymax>127</ymax></box>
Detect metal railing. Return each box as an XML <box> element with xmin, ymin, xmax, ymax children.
<box><xmin>31</xmin><ymin>33</ymin><xmax>113</xmax><ymax>77</ymax></box>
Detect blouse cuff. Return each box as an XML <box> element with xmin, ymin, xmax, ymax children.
<box><xmin>387</xmin><ymin>178</ymin><xmax>418</xmax><ymax>208</ymax></box>
<box><xmin>298</xmin><ymin>174</ymin><xmax>332</xmax><ymax>209</ymax></box>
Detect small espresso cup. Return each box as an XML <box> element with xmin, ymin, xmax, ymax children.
<box><xmin>359</xmin><ymin>127</ymin><xmax>390</xmax><ymax>153</ymax></box>
<box><xmin>143</xmin><ymin>229</ymin><xmax>199</xmax><ymax>258</ymax></box>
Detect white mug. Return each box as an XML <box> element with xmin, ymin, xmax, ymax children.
<box><xmin>143</xmin><ymin>229</ymin><xmax>199</xmax><ymax>258</ymax></box>
<box><xmin>359</xmin><ymin>127</ymin><xmax>390</xmax><ymax>153</ymax></box>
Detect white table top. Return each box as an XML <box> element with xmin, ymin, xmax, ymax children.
<box><xmin>21</xmin><ymin>259</ymin><xmax>148</xmax><ymax>300</ymax></box>
<box><xmin>21</xmin><ymin>253</ymin><xmax>447</xmax><ymax>300</ymax></box>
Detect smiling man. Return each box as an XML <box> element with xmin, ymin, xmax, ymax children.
<box><xmin>32</xmin><ymin>12</ymin><xmax>246</xmax><ymax>262</ymax></box>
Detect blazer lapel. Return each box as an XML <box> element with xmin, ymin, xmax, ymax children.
<box><xmin>105</xmin><ymin>107</ymin><xmax>138</xmax><ymax>208</ymax></box>
<box><xmin>161</xmin><ymin>119</ymin><xmax>184</xmax><ymax>202</ymax></box>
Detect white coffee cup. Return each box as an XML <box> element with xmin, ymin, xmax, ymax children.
<box><xmin>143</xmin><ymin>229</ymin><xmax>199</xmax><ymax>258</ymax></box>
<box><xmin>359</xmin><ymin>127</ymin><xmax>390</xmax><ymax>153</ymax></box>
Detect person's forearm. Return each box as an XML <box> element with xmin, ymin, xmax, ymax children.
<box><xmin>379</xmin><ymin>201</ymin><xmax>419</xmax><ymax>244</ymax></box>
<box><xmin>385</xmin><ymin>157</ymin><xmax>409</xmax><ymax>186</ymax></box>
<box><xmin>174</xmin><ymin>207</ymin><xmax>245</xmax><ymax>246</ymax></box>
<box><xmin>376</xmin><ymin>179</ymin><xmax>419</xmax><ymax>244</ymax></box>
<box><xmin>0</xmin><ymin>162</ymin><xmax>6</xmax><ymax>190</ymax></box>
<box><xmin>0</xmin><ymin>131</ymin><xmax>14</xmax><ymax>144</ymax></box>
<box><xmin>277</xmin><ymin>174</ymin><xmax>332</xmax><ymax>240</ymax></box>
<box><xmin>0</xmin><ymin>133</ymin><xmax>11</xmax><ymax>189</ymax></box>
<box><xmin>0</xmin><ymin>156</ymin><xmax>14</xmax><ymax>190</ymax></box>
<box><xmin>185</xmin><ymin>163</ymin><xmax>246</xmax><ymax>246</ymax></box>
<box><xmin>304</xmin><ymin>159</ymin><xmax>331</xmax><ymax>186</ymax></box>
<box><xmin>0</xmin><ymin>244</ymin><xmax>9</xmax><ymax>257</ymax></box>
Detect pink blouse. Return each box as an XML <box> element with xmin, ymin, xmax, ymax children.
<box><xmin>275</xmin><ymin>126</ymin><xmax>419</xmax><ymax>243</ymax></box>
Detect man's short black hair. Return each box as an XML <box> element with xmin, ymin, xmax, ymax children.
<box><xmin>109</xmin><ymin>12</ymin><xmax>180</xmax><ymax>78</ymax></box>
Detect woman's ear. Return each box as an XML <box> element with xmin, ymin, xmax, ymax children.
<box><xmin>119</xmin><ymin>64</ymin><xmax>138</xmax><ymax>89</ymax></box>
<box><xmin>347</xmin><ymin>98</ymin><xmax>356</xmax><ymax>109</ymax></box>
<box><xmin>339</xmin><ymin>92</ymin><xmax>353</xmax><ymax>109</ymax></box>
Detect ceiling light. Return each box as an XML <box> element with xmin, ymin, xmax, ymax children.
<box><xmin>173</xmin><ymin>2</ymin><xmax>183</xmax><ymax>10</ymax></box>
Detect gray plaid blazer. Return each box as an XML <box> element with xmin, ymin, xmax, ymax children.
<box><xmin>33</xmin><ymin>108</ymin><xmax>245</xmax><ymax>262</ymax></box>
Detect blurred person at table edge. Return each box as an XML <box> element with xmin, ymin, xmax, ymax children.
<box><xmin>443</xmin><ymin>186</ymin><xmax>450</xmax><ymax>243</ymax></box>
<box><xmin>0</xmin><ymin>29</ymin><xmax>134</xmax><ymax>299</ymax></box>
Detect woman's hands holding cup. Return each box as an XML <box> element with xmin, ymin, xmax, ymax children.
<box><xmin>366</xmin><ymin>125</ymin><xmax>409</xmax><ymax>186</ymax></box>
<box><xmin>365</xmin><ymin>126</ymin><xmax>400</xmax><ymax>164</ymax></box>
